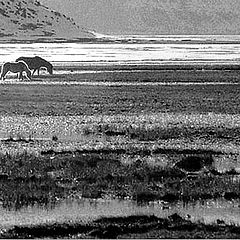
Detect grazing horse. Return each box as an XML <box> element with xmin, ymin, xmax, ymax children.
<box><xmin>16</xmin><ymin>56</ymin><xmax>53</xmax><ymax>76</ymax></box>
<box><xmin>0</xmin><ymin>61</ymin><xmax>32</xmax><ymax>80</ymax></box>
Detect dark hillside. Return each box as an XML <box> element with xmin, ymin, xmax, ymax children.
<box><xmin>0</xmin><ymin>0</ymin><xmax>93</xmax><ymax>42</ymax></box>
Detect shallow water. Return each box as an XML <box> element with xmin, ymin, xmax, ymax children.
<box><xmin>0</xmin><ymin>197</ymin><xmax>240</xmax><ymax>230</ymax></box>
<box><xmin>1</xmin><ymin>40</ymin><xmax>240</xmax><ymax>66</ymax></box>
<box><xmin>94</xmin><ymin>34</ymin><xmax>240</xmax><ymax>43</ymax></box>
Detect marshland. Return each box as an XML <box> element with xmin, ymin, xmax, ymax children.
<box><xmin>1</xmin><ymin>39</ymin><xmax>240</xmax><ymax>238</ymax></box>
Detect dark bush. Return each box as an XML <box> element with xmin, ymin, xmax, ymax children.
<box><xmin>175</xmin><ymin>155</ymin><xmax>214</xmax><ymax>172</ymax></box>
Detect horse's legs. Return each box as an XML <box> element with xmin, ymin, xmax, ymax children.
<box><xmin>0</xmin><ymin>72</ymin><xmax>4</xmax><ymax>80</ymax></box>
<box><xmin>0</xmin><ymin>69</ymin><xmax>7</xmax><ymax>80</ymax></box>
<box><xmin>37</xmin><ymin>68</ymin><xmax>40</xmax><ymax>76</ymax></box>
<box><xmin>32</xmin><ymin>68</ymin><xmax>40</xmax><ymax>76</ymax></box>
<box><xmin>26</xmin><ymin>71</ymin><xmax>31</xmax><ymax>80</ymax></box>
<box><xmin>19</xmin><ymin>71</ymin><xmax>23</xmax><ymax>80</ymax></box>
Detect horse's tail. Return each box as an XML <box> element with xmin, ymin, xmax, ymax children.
<box><xmin>0</xmin><ymin>62</ymin><xmax>8</xmax><ymax>80</ymax></box>
<box><xmin>0</xmin><ymin>64</ymin><xmax>4</xmax><ymax>79</ymax></box>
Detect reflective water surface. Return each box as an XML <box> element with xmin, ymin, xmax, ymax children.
<box><xmin>1</xmin><ymin>39</ymin><xmax>240</xmax><ymax>66</ymax></box>
<box><xmin>1</xmin><ymin>198</ymin><xmax>240</xmax><ymax>230</ymax></box>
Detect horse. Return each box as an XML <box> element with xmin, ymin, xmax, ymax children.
<box><xmin>0</xmin><ymin>61</ymin><xmax>32</xmax><ymax>80</ymax></box>
<box><xmin>16</xmin><ymin>56</ymin><xmax>53</xmax><ymax>76</ymax></box>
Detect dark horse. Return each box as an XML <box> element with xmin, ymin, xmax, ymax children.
<box><xmin>16</xmin><ymin>56</ymin><xmax>53</xmax><ymax>76</ymax></box>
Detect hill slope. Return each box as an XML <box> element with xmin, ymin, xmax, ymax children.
<box><xmin>41</xmin><ymin>0</ymin><xmax>240</xmax><ymax>35</ymax></box>
<box><xmin>0</xmin><ymin>0</ymin><xmax>93</xmax><ymax>42</ymax></box>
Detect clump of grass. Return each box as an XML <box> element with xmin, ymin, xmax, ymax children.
<box><xmin>0</xmin><ymin>179</ymin><xmax>65</xmax><ymax>210</ymax></box>
<box><xmin>52</xmin><ymin>135</ymin><xmax>58</xmax><ymax>141</ymax></box>
<box><xmin>127</xmin><ymin>126</ymin><xmax>186</xmax><ymax>140</ymax></box>
<box><xmin>2</xmin><ymin>135</ymin><xmax>34</xmax><ymax>143</ymax></box>
<box><xmin>97</xmin><ymin>124</ymin><xmax>127</xmax><ymax>136</ymax></box>
<box><xmin>82</xmin><ymin>125</ymin><xmax>95</xmax><ymax>135</ymax></box>
<box><xmin>88</xmin><ymin>123</ymin><xmax>240</xmax><ymax>142</ymax></box>
<box><xmin>0</xmin><ymin>151</ymin><xmax>67</xmax><ymax>209</ymax></box>
<box><xmin>4</xmin><ymin>213</ymin><xmax>240</xmax><ymax>239</ymax></box>
<box><xmin>81</xmin><ymin>188</ymin><xmax>103</xmax><ymax>199</ymax></box>
<box><xmin>1</xmin><ymin>221</ymin><xmax>95</xmax><ymax>239</ymax></box>
<box><xmin>179</xmin><ymin>174</ymin><xmax>240</xmax><ymax>202</ymax></box>
<box><xmin>175</xmin><ymin>154</ymin><xmax>214</xmax><ymax>172</ymax></box>
<box><xmin>225</xmin><ymin>168</ymin><xmax>240</xmax><ymax>175</ymax></box>
<box><xmin>148</xmin><ymin>167</ymin><xmax>186</xmax><ymax>181</ymax></box>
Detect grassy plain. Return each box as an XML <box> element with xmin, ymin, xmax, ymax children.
<box><xmin>0</xmin><ymin>79</ymin><xmax>240</xmax><ymax>116</ymax></box>
<box><xmin>1</xmin><ymin>69</ymin><xmax>240</xmax><ymax>238</ymax></box>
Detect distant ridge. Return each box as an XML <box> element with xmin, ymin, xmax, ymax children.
<box><xmin>0</xmin><ymin>0</ymin><xmax>94</xmax><ymax>42</ymax></box>
<box><xmin>40</xmin><ymin>0</ymin><xmax>240</xmax><ymax>35</ymax></box>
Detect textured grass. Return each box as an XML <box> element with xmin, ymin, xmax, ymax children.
<box><xmin>1</xmin><ymin>112</ymin><xmax>240</xmax><ymax>158</ymax></box>
<box><xmin>0</xmin><ymin>151</ymin><xmax>240</xmax><ymax>209</ymax></box>
<box><xmin>0</xmin><ymin>82</ymin><xmax>239</xmax><ymax>116</ymax></box>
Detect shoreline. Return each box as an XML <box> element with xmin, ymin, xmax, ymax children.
<box><xmin>52</xmin><ymin>63</ymin><xmax>240</xmax><ymax>71</ymax></box>
<box><xmin>2</xmin><ymin>36</ymin><xmax>240</xmax><ymax>44</ymax></box>
<box><xmin>1</xmin><ymin>65</ymin><xmax>239</xmax><ymax>85</ymax></box>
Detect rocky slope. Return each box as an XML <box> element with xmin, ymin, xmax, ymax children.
<box><xmin>0</xmin><ymin>0</ymin><xmax>93</xmax><ymax>42</ymax></box>
<box><xmin>41</xmin><ymin>0</ymin><xmax>240</xmax><ymax>35</ymax></box>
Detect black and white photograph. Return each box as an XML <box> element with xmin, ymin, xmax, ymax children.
<box><xmin>0</xmin><ymin>0</ymin><xmax>240</xmax><ymax>238</ymax></box>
